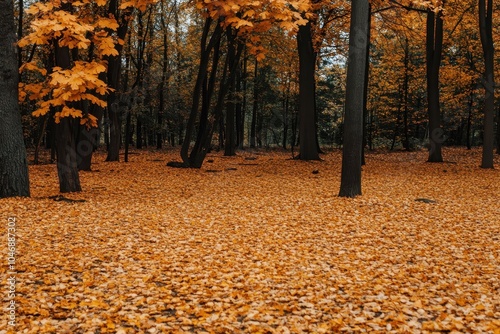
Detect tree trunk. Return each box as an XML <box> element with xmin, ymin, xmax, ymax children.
<box><xmin>224</xmin><ymin>34</ymin><xmax>238</xmax><ymax>156</ymax></box>
<box><xmin>157</xmin><ymin>2</ymin><xmax>169</xmax><ymax>150</ymax></box>
<box><xmin>297</xmin><ymin>22</ymin><xmax>320</xmax><ymax>160</ymax></box>
<box><xmin>479</xmin><ymin>0</ymin><xmax>495</xmax><ymax>168</ymax></box>
<box><xmin>235</xmin><ymin>60</ymin><xmax>244</xmax><ymax>149</ymax></box>
<box><xmin>17</xmin><ymin>0</ymin><xmax>23</xmax><ymax>69</ymax></box>
<box><xmin>105</xmin><ymin>3</ymin><xmax>132</xmax><ymax>162</ymax></box>
<box><xmin>250</xmin><ymin>58</ymin><xmax>258</xmax><ymax>148</ymax></box>
<box><xmin>55</xmin><ymin>118</ymin><xmax>82</xmax><ymax>192</ymax></box>
<box><xmin>283</xmin><ymin>94</ymin><xmax>290</xmax><ymax>150</ymax></box>
<box><xmin>339</xmin><ymin>0</ymin><xmax>369</xmax><ymax>198</ymax></box>
<box><xmin>426</xmin><ymin>7</ymin><xmax>444</xmax><ymax>162</ymax></box>
<box><xmin>54</xmin><ymin>39</ymin><xmax>81</xmax><ymax>192</ymax></box>
<box><xmin>467</xmin><ymin>85</ymin><xmax>473</xmax><ymax>150</ymax></box>
<box><xmin>0</xmin><ymin>0</ymin><xmax>30</xmax><ymax>198</ymax></box>
<box><xmin>403</xmin><ymin>37</ymin><xmax>410</xmax><ymax>151</ymax></box>
<box><xmin>362</xmin><ymin>4</ymin><xmax>371</xmax><ymax>165</ymax></box>
<box><xmin>496</xmin><ymin>105</ymin><xmax>500</xmax><ymax>154</ymax></box>
<box><xmin>180</xmin><ymin>18</ymin><xmax>221</xmax><ymax>166</ymax></box>
<box><xmin>76</xmin><ymin>104</ymin><xmax>102</xmax><ymax>171</ymax></box>
<box><xmin>225</xmin><ymin>81</ymin><xmax>237</xmax><ymax>156</ymax></box>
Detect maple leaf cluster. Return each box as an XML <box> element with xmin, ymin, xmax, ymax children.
<box><xmin>18</xmin><ymin>0</ymin><xmax>126</xmax><ymax>127</ymax></box>
<box><xmin>196</xmin><ymin>0</ymin><xmax>312</xmax><ymax>60</ymax></box>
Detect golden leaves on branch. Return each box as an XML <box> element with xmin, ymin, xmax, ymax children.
<box><xmin>196</xmin><ymin>0</ymin><xmax>313</xmax><ymax>61</ymax></box>
<box><xmin>18</xmin><ymin>0</ymin><xmax>129</xmax><ymax>128</ymax></box>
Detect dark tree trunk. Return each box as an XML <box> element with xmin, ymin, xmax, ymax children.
<box><xmin>124</xmin><ymin>108</ymin><xmax>132</xmax><ymax>162</ymax></box>
<box><xmin>136</xmin><ymin>118</ymin><xmax>143</xmax><ymax>149</ymax></box>
<box><xmin>105</xmin><ymin>2</ymin><xmax>132</xmax><ymax>162</ymax></box>
<box><xmin>55</xmin><ymin>42</ymin><xmax>82</xmax><ymax>193</ymax></box>
<box><xmin>426</xmin><ymin>7</ymin><xmax>444</xmax><ymax>162</ymax></box>
<box><xmin>496</xmin><ymin>105</ymin><xmax>500</xmax><ymax>154</ymax></box>
<box><xmin>225</xmin><ymin>80</ymin><xmax>237</xmax><ymax>156</ymax></box>
<box><xmin>76</xmin><ymin>104</ymin><xmax>102</xmax><ymax>171</ymax></box>
<box><xmin>34</xmin><ymin>115</ymin><xmax>49</xmax><ymax>165</ymax></box>
<box><xmin>339</xmin><ymin>0</ymin><xmax>369</xmax><ymax>198</ymax></box>
<box><xmin>185</xmin><ymin>23</ymin><xmax>224</xmax><ymax>167</ymax></box>
<box><xmin>224</xmin><ymin>34</ymin><xmax>239</xmax><ymax>156</ymax></box>
<box><xmin>180</xmin><ymin>18</ymin><xmax>222</xmax><ymax>166</ymax></box>
<box><xmin>17</xmin><ymin>0</ymin><xmax>23</xmax><ymax>69</ymax></box>
<box><xmin>297</xmin><ymin>22</ymin><xmax>320</xmax><ymax>160</ymax></box>
<box><xmin>403</xmin><ymin>37</ymin><xmax>410</xmax><ymax>151</ymax></box>
<box><xmin>283</xmin><ymin>95</ymin><xmax>290</xmax><ymax>150</ymax></box>
<box><xmin>55</xmin><ymin>118</ymin><xmax>81</xmax><ymax>192</ymax></box>
<box><xmin>361</xmin><ymin>4</ymin><xmax>371</xmax><ymax>165</ymax></box>
<box><xmin>157</xmin><ymin>1</ymin><xmax>169</xmax><ymax>150</ymax></box>
<box><xmin>250</xmin><ymin>58</ymin><xmax>258</xmax><ymax>148</ymax></box>
<box><xmin>467</xmin><ymin>86</ymin><xmax>473</xmax><ymax>150</ymax></box>
<box><xmin>235</xmin><ymin>61</ymin><xmax>244</xmax><ymax>149</ymax></box>
<box><xmin>190</xmin><ymin>29</ymin><xmax>243</xmax><ymax>166</ymax></box>
<box><xmin>0</xmin><ymin>0</ymin><xmax>30</xmax><ymax>198</ymax></box>
<box><xmin>54</xmin><ymin>40</ymin><xmax>81</xmax><ymax>192</ymax></box>
<box><xmin>479</xmin><ymin>0</ymin><xmax>495</xmax><ymax>168</ymax></box>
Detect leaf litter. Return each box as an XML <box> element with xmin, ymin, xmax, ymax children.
<box><xmin>1</xmin><ymin>148</ymin><xmax>499</xmax><ymax>333</ymax></box>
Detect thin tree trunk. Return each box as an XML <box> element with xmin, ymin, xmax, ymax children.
<box><xmin>224</xmin><ymin>32</ymin><xmax>238</xmax><ymax>156</ymax></box>
<box><xmin>250</xmin><ymin>58</ymin><xmax>258</xmax><ymax>148</ymax></box>
<box><xmin>34</xmin><ymin>115</ymin><xmax>49</xmax><ymax>165</ymax></box>
<box><xmin>158</xmin><ymin>1</ymin><xmax>169</xmax><ymax>150</ymax></box>
<box><xmin>180</xmin><ymin>18</ymin><xmax>221</xmax><ymax>165</ymax></box>
<box><xmin>17</xmin><ymin>0</ymin><xmax>23</xmax><ymax>69</ymax></box>
<box><xmin>479</xmin><ymin>0</ymin><xmax>495</xmax><ymax>168</ymax></box>
<box><xmin>362</xmin><ymin>4</ymin><xmax>371</xmax><ymax>165</ymax></box>
<box><xmin>0</xmin><ymin>0</ymin><xmax>30</xmax><ymax>197</ymax></box>
<box><xmin>467</xmin><ymin>86</ymin><xmax>473</xmax><ymax>150</ymax></box>
<box><xmin>283</xmin><ymin>94</ymin><xmax>290</xmax><ymax>150</ymax></box>
<box><xmin>105</xmin><ymin>2</ymin><xmax>132</xmax><ymax>162</ymax></box>
<box><xmin>403</xmin><ymin>37</ymin><xmax>410</xmax><ymax>151</ymax></box>
<box><xmin>426</xmin><ymin>7</ymin><xmax>444</xmax><ymax>162</ymax></box>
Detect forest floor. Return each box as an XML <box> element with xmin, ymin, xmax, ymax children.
<box><xmin>1</xmin><ymin>147</ymin><xmax>499</xmax><ymax>333</ymax></box>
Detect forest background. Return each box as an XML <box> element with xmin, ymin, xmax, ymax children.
<box><xmin>4</xmin><ymin>0</ymin><xmax>500</xmax><ymax>190</ymax></box>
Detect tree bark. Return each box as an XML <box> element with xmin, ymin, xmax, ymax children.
<box><xmin>339</xmin><ymin>0</ymin><xmax>369</xmax><ymax>198</ymax></box>
<box><xmin>224</xmin><ymin>31</ymin><xmax>239</xmax><ymax>156</ymax></box>
<box><xmin>250</xmin><ymin>58</ymin><xmax>258</xmax><ymax>148</ymax></box>
<box><xmin>479</xmin><ymin>0</ymin><xmax>495</xmax><ymax>168</ymax></box>
<box><xmin>297</xmin><ymin>22</ymin><xmax>320</xmax><ymax>160</ymax></box>
<box><xmin>466</xmin><ymin>84</ymin><xmax>473</xmax><ymax>150</ymax></box>
<box><xmin>362</xmin><ymin>4</ymin><xmax>371</xmax><ymax>165</ymax></box>
<box><xmin>403</xmin><ymin>37</ymin><xmax>410</xmax><ymax>151</ymax></box>
<box><xmin>0</xmin><ymin>0</ymin><xmax>30</xmax><ymax>198</ymax></box>
<box><xmin>180</xmin><ymin>18</ymin><xmax>221</xmax><ymax>166</ymax></box>
<box><xmin>76</xmin><ymin>104</ymin><xmax>101</xmax><ymax>171</ymax></box>
<box><xmin>54</xmin><ymin>42</ymin><xmax>81</xmax><ymax>192</ymax></box>
<box><xmin>496</xmin><ymin>105</ymin><xmax>500</xmax><ymax>154</ymax></box>
<box><xmin>105</xmin><ymin>2</ymin><xmax>132</xmax><ymax>162</ymax></box>
<box><xmin>426</xmin><ymin>7</ymin><xmax>444</xmax><ymax>162</ymax></box>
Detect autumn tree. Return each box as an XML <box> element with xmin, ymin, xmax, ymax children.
<box><xmin>0</xmin><ymin>0</ymin><xmax>30</xmax><ymax>198</ymax></box>
<box><xmin>19</xmin><ymin>0</ymin><xmax>117</xmax><ymax>191</ymax></box>
<box><xmin>295</xmin><ymin>0</ymin><xmax>350</xmax><ymax>160</ymax></box>
<box><xmin>339</xmin><ymin>0</ymin><xmax>369</xmax><ymax>198</ymax></box>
